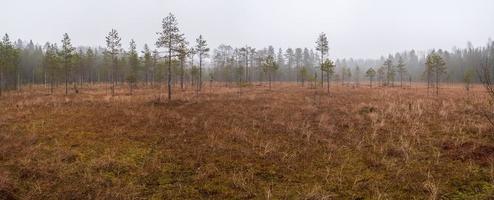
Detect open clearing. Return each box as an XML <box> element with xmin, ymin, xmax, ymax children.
<box><xmin>0</xmin><ymin>83</ymin><xmax>493</xmax><ymax>199</ymax></box>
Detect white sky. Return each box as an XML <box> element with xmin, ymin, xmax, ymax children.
<box><xmin>1</xmin><ymin>0</ymin><xmax>493</xmax><ymax>59</ymax></box>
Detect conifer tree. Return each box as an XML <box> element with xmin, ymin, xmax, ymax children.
<box><xmin>366</xmin><ymin>68</ymin><xmax>376</xmax><ymax>88</ymax></box>
<box><xmin>105</xmin><ymin>29</ymin><xmax>122</xmax><ymax>96</ymax></box>
<box><xmin>464</xmin><ymin>68</ymin><xmax>474</xmax><ymax>91</ymax></box>
<box><xmin>60</xmin><ymin>33</ymin><xmax>75</xmax><ymax>95</ymax></box>
<box><xmin>384</xmin><ymin>58</ymin><xmax>394</xmax><ymax>86</ymax></box>
<box><xmin>285</xmin><ymin>48</ymin><xmax>294</xmax><ymax>81</ymax></box>
<box><xmin>127</xmin><ymin>39</ymin><xmax>139</xmax><ymax>95</ymax></box>
<box><xmin>156</xmin><ymin>13</ymin><xmax>184</xmax><ymax>100</ymax></box>
<box><xmin>295</xmin><ymin>48</ymin><xmax>303</xmax><ymax>82</ymax></box>
<box><xmin>396</xmin><ymin>56</ymin><xmax>407</xmax><ymax>88</ymax></box>
<box><xmin>316</xmin><ymin>33</ymin><xmax>329</xmax><ymax>87</ymax></box>
<box><xmin>85</xmin><ymin>48</ymin><xmax>95</xmax><ymax>84</ymax></box>
<box><xmin>355</xmin><ymin>65</ymin><xmax>361</xmax><ymax>87</ymax></box>
<box><xmin>177</xmin><ymin>40</ymin><xmax>189</xmax><ymax>90</ymax></box>
<box><xmin>321</xmin><ymin>59</ymin><xmax>335</xmax><ymax>93</ymax></box>
<box><xmin>426</xmin><ymin>52</ymin><xmax>447</xmax><ymax>95</ymax></box>
<box><xmin>43</xmin><ymin>43</ymin><xmax>59</xmax><ymax>94</ymax></box>
<box><xmin>195</xmin><ymin>35</ymin><xmax>209</xmax><ymax>92</ymax></box>
<box><xmin>0</xmin><ymin>34</ymin><xmax>19</xmax><ymax>96</ymax></box>
<box><xmin>142</xmin><ymin>44</ymin><xmax>152</xmax><ymax>86</ymax></box>
<box><xmin>262</xmin><ymin>55</ymin><xmax>278</xmax><ymax>90</ymax></box>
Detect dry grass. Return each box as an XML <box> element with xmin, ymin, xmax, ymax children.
<box><xmin>0</xmin><ymin>82</ymin><xmax>494</xmax><ymax>199</ymax></box>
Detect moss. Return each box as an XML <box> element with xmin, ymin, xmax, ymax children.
<box><xmin>446</xmin><ymin>181</ymin><xmax>494</xmax><ymax>199</ymax></box>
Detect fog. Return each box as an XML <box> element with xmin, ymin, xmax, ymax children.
<box><xmin>2</xmin><ymin>0</ymin><xmax>493</xmax><ymax>59</ymax></box>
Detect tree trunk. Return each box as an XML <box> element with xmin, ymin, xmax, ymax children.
<box><xmin>0</xmin><ymin>70</ymin><xmax>3</xmax><ymax>97</ymax></box>
<box><xmin>268</xmin><ymin>71</ymin><xmax>272</xmax><ymax>90</ymax></box>
<box><xmin>199</xmin><ymin>54</ymin><xmax>203</xmax><ymax>92</ymax></box>
<box><xmin>320</xmin><ymin>54</ymin><xmax>324</xmax><ymax>87</ymax></box>
<box><xmin>168</xmin><ymin>44</ymin><xmax>172</xmax><ymax>101</ymax></box>
<box><xmin>436</xmin><ymin>71</ymin><xmax>439</xmax><ymax>96</ymax></box>
<box><xmin>427</xmin><ymin>71</ymin><xmax>430</xmax><ymax>95</ymax></box>
<box><xmin>180</xmin><ymin>59</ymin><xmax>184</xmax><ymax>90</ymax></box>
<box><xmin>327</xmin><ymin>72</ymin><xmax>330</xmax><ymax>94</ymax></box>
<box><xmin>65</xmin><ymin>67</ymin><xmax>68</xmax><ymax>95</ymax></box>
<box><xmin>112</xmin><ymin>57</ymin><xmax>116</xmax><ymax>96</ymax></box>
<box><xmin>50</xmin><ymin>72</ymin><xmax>54</xmax><ymax>95</ymax></box>
<box><xmin>145</xmin><ymin>68</ymin><xmax>149</xmax><ymax>86</ymax></box>
<box><xmin>245</xmin><ymin>55</ymin><xmax>248</xmax><ymax>83</ymax></box>
<box><xmin>400</xmin><ymin>73</ymin><xmax>403</xmax><ymax>88</ymax></box>
<box><xmin>44</xmin><ymin>71</ymin><xmax>47</xmax><ymax>88</ymax></box>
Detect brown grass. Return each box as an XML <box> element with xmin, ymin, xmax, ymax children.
<box><xmin>0</xmin><ymin>82</ymin><xmax>493</xmax><ymax>199</ymax></box>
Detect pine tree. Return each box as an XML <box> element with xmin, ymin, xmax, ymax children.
<box><xmin>73</xmin><ymin>49</ymin><xmax>83</xmax><ymax>92</ymax></box>
<box><xmin>276</xmin><ymin>48</ymin><xmax>284</xmax><ymax>81</ymax></box>
<box><xmin>177</xmin><ymin>40</ymin><xmax>189</xmax><ymax>90</ymax></box>
<box><xmin>464</xmin><ymin>68</ymin><xmax>474</xmax><ymax>91</ymax></box>
<box><xmin>85</xmin><ymin>48</ymin><xmax>95</xmax><ymax>84</ymax></box>
<box><xmin>377</xmin><ymin>66</ymin><xmax>385</xmax><ymax>86</ymax></box>
<box><xmin>195</xmin><ymin>35</ymin><xmax>209</xmax><ymax>93</ymax></box>
<box><xmin>151</xmin><ymin>49</ymin><xmax>160</xmax><ymax>85</ymax></box>
<box><xmin>383</xmin><ymin>58</ymin><xmax>394</xmax><ymax>86</ymax></box>
<box><xmin>127</xmin><ymin>39</ymin><xmax>139</xmax><ymax>95</ymax></box>
<box><xmin>0</xmin><ymin>34</ymin><xmax>19</xmax><ymax>96</ymax></box>
<box><xmin>346</xmin><ymin>68</ymin><xmax>352</xmax><ymax>85</ymax></box>
<box><xmin>321</xmin><ymin>59</ymin><xmax>335</xmax><ymax>93</ymax></box>
<box><xmin>284</xmin><ymin>48</ymin><xmax>294</xmax><ymax>81</ymax></box>
<box><xmin>355</xmin><ymin>65</ymin><xmax>361</xmax><ymax>87</ymax></box>
<box><xmin>262</xmin><ymin>55</ymin><xmax>278</xmax><ymax>90</ymax></box>
<box><xmin>426</xmin><ymin>52</ymin><xmax>447</xmax><ymax>95</ymax></box>
<box><xmin>240</xmin><ymin>46</ymin><xmax>253</xmax><ymax>83</ymax></box>
<box><xmin>295</xmin><ymin>48</ymin><xmax>303</xmax><ymax>83</ymax></box>
<box><xmin>300</xmin><ymin>67</ymin><xmax>308</xmax><ymax>86</ymax></box>
<box><xmin>43</xmin><ymin>43</ymin><xmax>59</xmax><ymax>94</ymax></box>
<box><xmin>60</xmin><ymin>33</ymin><xmax>75</xmax><ymax>95</ymax></box>
<box><xmin>366</xmin><ymin>68</ymin><xmax>376</xmax><ymax>88</ymax></box>
<box><xmin>105</xmin><ymin>29</ymin><xmax>122</xmax><ymax>96</ymax></box>
<box><xmin>156</xmin><ymin>13</ymin><xmax>184</xmax><ymax>100</ymax></box>
<box><xmin>142</xmin><ymin>44</ymin><xmax>152</xmax><ymax>85</ymax></box>
<box><xmin>316</xmin><ymin>33</ymin><xmax>329</xmax><ymax>87</ymax></box>
<box><xmin>396</xmin><ymin>56</ymin><xmax>407</xmax><ymax>88</ymax></box>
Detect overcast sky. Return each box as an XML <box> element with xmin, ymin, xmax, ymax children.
<box><xmin>2</xmin><ymin>0</ymin><xmax>493</xmax><ymax>59</ymax></box>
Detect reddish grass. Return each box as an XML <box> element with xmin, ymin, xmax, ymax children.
<box><xmin>0</xmin><ymin>82</ymin><xmax>493</xmax><ymax>199</ymax></box>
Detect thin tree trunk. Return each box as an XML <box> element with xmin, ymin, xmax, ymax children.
<box><xmin>199</xmin><ymin>54</ymin><xmax>203</xmax><ymax>92</ymax></box>
<box><xmin>436</xmin><ymin>71</ymin><xmax>439</xmax><ymax>96</ymax></box>
<box><xmin>44</xmin><ymin>71</ymin><xmax>47</xmax><ymax>88</ymax></box>
<box><xmin>17</xmin><ymin>71</ymin><xmax>21</xmax><ymax>91</ymax></box>
<box><xmin>400</xmin><ymin>73</ymin><xmax>403</xmax><ymax>88</ymax></box>
<box><xmin>180</xmin><ymin>59</ymin><xmax>184</xmax><ymax>90</ymax></box>
<box><xmin>320</xmin><ymin>54</ymin><xmax>323</xmax><ymax>87</ymax></box>
<box><xmin>112</xmin><ymin>60</ymin><xmax>116</xmax><ymax>96</ymax></box>
<box><xmin>168</xmin><ymin>44</ymin><xmax>172</xmax><ymax>101</ymax></box>
<box><xmin>65</xmin><ymin>68</ymin><xmax>68</xmax><ymax>95</ymax></box>
<box><xmin>245</xmin><ymin>55</ymin><xmax>248</xmax><ymax>83</ymax></box>
<box><xmin>269</xmin><ymin>72</ymin><xmax>272</xmax><ymax>90</ymax></box>
<box><xmin>0</xmin><ymin>70</ymin><xmax>3</xmax><ymax>97</ymax></box>
<box><xmin>50</xmin><ymin>72</ymin><xmax>54</xmax><ymax>94</ymax></box>
<box><xmin>427</xmin><ymin>71</ymin><xmax>430</xmax><ymax>95</ymax></box>
<box><xmin>327</xmin><ymin>72</ymin><xmax>330</xmax><ymax>94</ymax></box>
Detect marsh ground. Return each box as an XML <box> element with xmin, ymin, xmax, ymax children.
<box><xmin>0</xmin><ymin>82</ymin><xmax>493</xmax><ymax>199</ymax></box>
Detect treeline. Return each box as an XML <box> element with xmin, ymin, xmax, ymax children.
<box><xmin>1</xmin><ymin>13</ymin><xmax>493</xmax><ymax>98</ymax></box>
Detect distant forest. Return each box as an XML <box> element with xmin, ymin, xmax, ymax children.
<box><xmin>0</xmin><ymin>14</ymin><xmax>493</xmax><ymax>95</ymax></box>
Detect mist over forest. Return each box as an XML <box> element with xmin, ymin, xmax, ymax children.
<box><xmin>2</xmin><ymin>1</ymin><xmax>494</xmax><ymax>199</ymax></box>
<box><xmin>1</xmin><ymin>32</ymin><xmax>493</xmax><ymax>92</ymax></box>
